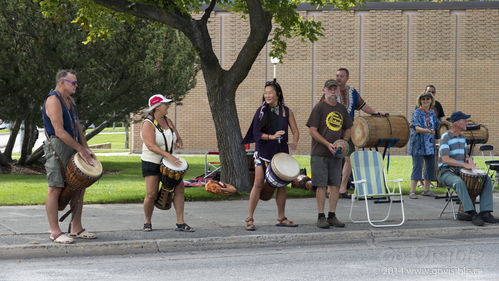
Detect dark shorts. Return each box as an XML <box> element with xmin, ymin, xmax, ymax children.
<box><xmin>310</xmin><ymin>155</ymin><xmax>342</xmax><ymax>187</ymax></box>
<box><xmin>142</xmin><ymin>160</ymin><xmax>161</xmax><ymax>177</ymax></box>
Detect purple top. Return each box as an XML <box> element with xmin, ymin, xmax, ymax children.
<box><xmin>242</xmin><ymin>103</ymin><xmax>290</xmax><ymax>161</ymax></box>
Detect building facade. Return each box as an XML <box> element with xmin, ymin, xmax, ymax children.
<box><xmin>131</xmin><ymin>2</ymin><xmax>499</xmax><ymax>156</ymax></box>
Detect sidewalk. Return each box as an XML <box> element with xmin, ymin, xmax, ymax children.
<box><xmin>1</xmin><ymin>194</ymin><xmax>499</xmax><ymax>260</ymax></box>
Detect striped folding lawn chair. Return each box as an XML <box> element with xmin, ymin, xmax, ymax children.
<box><xmin>348</xmin><ymin>150</ymin><xmax>406</xmax><ymax>227</ymax></box>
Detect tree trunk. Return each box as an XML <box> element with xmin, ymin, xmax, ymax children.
<box><xmin>124</xmin><ymin>115</ymin><xmax>130</xmax><ymax>149</ymax></box>
<box><xmin>0</xmin><ymin>152</ymin><xmax>9</xmax><ymax>167</ymax></box>
<box><xmin>3</xmin><ymin>120</ymin><xmax>21</xmax><ymax>160</ymax></box>
<box><xmin>18</xmin><ymin>120</ymin><xmax>39</xmax><ymax>165</ymax></box>
<box><xmin>208</xmin><ymin>86</ymin><xmax>251</xmax><ymax>192</ymax></box>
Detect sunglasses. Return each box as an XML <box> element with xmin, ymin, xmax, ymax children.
<box><xmin>426</xmin><ymin>91</ymin><xmax>435</xmax><ymax>94</ymax></box>
<box><xmin>64</xmin><ymin>79</ymin><xmax>78</xmax><ymax>86</ymax></box>
<box><xmin>421</xmin><ymin>97</ymin><xmax>432</xmax><ymax>101</ymax></box>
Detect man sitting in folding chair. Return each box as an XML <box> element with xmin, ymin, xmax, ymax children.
<box><xmin>437</xmin><ymin>111</ymin><xmax>499</xmax><ymax>226</ymax></box>
<box><xmin>349</xmin><ymin>150</ymin><xmax>405</xmax><ymax>227</ymax></box>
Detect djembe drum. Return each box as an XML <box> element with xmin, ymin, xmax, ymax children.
<box><xmin>155</xmin><ymin>156</ymin><xmax>189</xmax><ymax>210</ymax></box>
<box><xmin>457</xmin><ymin>168</ymin><xmax>488</xmax><ymax>214</ymax></box>
<box><xmin>260</xmin><ymin>153</ymin><xmax>300</xmax><ymax>201</ymax></box>
<box><xmin>58</xmin><ymin>153</ymin><xmax>103</xmax><ymax>211</ymax></box>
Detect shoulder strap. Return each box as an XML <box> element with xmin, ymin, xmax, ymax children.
<box><xmin>147</xmin><ymin>116</ymin><xmax>173</xmax><ymax>154</ymax></box>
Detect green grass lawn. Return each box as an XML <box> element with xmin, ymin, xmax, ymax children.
<box><xmin>87</xmin><ymin>132</ymin><xmax>129</xmax><ymax>152</ymax></box>
<box><xmin>0</xmin><ymin>154</ymin><xmax>493</xmax><ymax>206</ymax></box>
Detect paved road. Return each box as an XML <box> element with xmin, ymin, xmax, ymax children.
<box><xmin>1</xmin><ymin>236</ymin><xmax>498</xmax><ymax>280</ymax></box>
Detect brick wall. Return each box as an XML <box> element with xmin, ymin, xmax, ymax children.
<box><xmin>132</xmin><ymin>5</ymin><xmax>499</xmax><ymax>156</ymax></box>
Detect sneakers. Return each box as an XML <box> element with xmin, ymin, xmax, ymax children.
<box><xmin>480</xmin><ymin>212</ymin><xmax>499</xmax><ymax>223</ymax></box>
<box><xmin>457</xmin><ymin>212</ymin><xmax>472</xmax><ymax>221</ymax></box>
<box><xmin>316</xmin><ymin>217</ymin><xmax>329</xmax><ymax>229</ymax></box>
<box><xmin>471</xmin><ymin>213</ymin><xmax>485</xmax><ymax>226</ymax></box>
<box><xmin>327</xmin><ymin>216</ymin><xmax>345</xmax><ymax>227</ymax></box>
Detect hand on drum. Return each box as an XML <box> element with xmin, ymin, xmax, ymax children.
<box><xmin>78</xmin><ymin>148</ymin><xmax>95</xmax><ymax>166</ymax></box>
<box><xmin>463</xmin><ymin>159</ymin><xmax>478</xmax><ymax>170</ymax></box>
<box><xmin>166</xmin><ymin>154</ymin><xmax>183</xmax><ymax>167</ymax></box>
<box><xmin>328</xmin><ymin>142</ymin><xmax>339</xmax><ymax>156</ymax></box>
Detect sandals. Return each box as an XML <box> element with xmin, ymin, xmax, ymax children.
<box><xmin>422</xmin><ymin>190</ymin><xmax>435</xmax><ymax>197</ymax></box>
<box><xmin>70</xmin><ymin>228</ymin><xmax>96</xmax><ymax>239</ymax></box>
<box><xmin>143</xmin><ymin>223</ymin><xmax>152</xmax><ymax>232</ymax></box>
<box><xmin>339</xmin><ymin>192</ymin><xmax>351</xmax><ymax>199</ymax></box>
<box><xmin>276</xmin><ymin>217</ymin><xmax>298</xmax><ymax>227</ymax></box>
<box><xmin>245</xmin><ymin>217</ymin><xmax>256</xmax><ymax>231</ymax></box>
<box><xmin>175</xmin><ymin>223</ymin><xmax>194</xmax><ymax>232</ymax></box>
<box><xmin>409</xmin><ymin>192</ymin><xmax>418</xmax><ymax>199</ymax></box>
<box><xmin>50</xmin><ymin>232</ymin><xmax>74</xmax><ymax>244</ymax></box>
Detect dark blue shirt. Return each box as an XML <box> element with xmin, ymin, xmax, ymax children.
<box><xmin>242</xmin><ymin>104</ymin><xmax>290</xmax><ymax>161</ymax></box>
<box><xmin>42</xmin><ymin>90</ymin><xmax>79</xmax><ymax>141</ymax></box>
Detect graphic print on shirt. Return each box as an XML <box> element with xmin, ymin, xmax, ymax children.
<box><xmin>326</xmin><ymin>111</ymin><xmax>343</xmax><ymax>131</ymax></box>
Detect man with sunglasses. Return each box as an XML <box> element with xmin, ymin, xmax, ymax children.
<box><xmin>42</xmin><ymin>69</ymin><xmax>96</xmax><ymax>244</ymax></box>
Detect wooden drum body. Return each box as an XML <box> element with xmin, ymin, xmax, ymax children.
<box><xmin>351</xmin><ymin>115</ymin><xmax>409</xmax><ymax>148</ymax></box>
<box><xmin>58</xmin><ymin>153</ymin><xmax>103</xmax><ymax>210</ymax></box>
<box><xmin>457</xmin><ymin>168</ymin><xmax>488</xmax><ymax>214</ymax></box>
<box><xmin>155</xmin><ymin>157</ymin><xmax>189</xmax><ymax>210</ymax></box>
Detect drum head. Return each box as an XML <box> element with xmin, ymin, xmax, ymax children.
<box><xmin>73</xmin><ymin>153</ymin><xmax>103</xmax><ymax>178</ymax></box>
<box><xmin>351</xmin><ymin>118</ymin><xmax>368</xmax><ymax>147</ymax></box>
<box><xmin>270</xmin><ymin>153</ymin><xmax>300</xmax><ymax>182</ymax></box>
<box><xmin>162</xmin><ymin>156</ymin><xmax>188</xmax><ymax>171</ymax></box>
<box><xmin>332</xmin><ymin>139</ymin><xmax>349</xmax><ymax>158</ymax></box>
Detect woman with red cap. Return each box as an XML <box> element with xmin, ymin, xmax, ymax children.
<box><xmin>140</xmin><ymin>94</ymin><xmax>193</xmax><ymax>232</ymax></box>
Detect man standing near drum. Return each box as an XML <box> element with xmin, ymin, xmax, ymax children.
<box><xmin>438</xmin><ymin>111</ymin><xmax>498</xmax><ymax>226</ymax></box>
<box><xmin>141</xmin><ymin>94</ymin><xmax>193</xmax><ymax>232</ymax></box>
<box><xmin>307</xmin><ymin>79</ymin><xmax>352</xmax><ymax>229</ymax></box>
<box><xmin>43</xmin><ymin>70</ymin><xmax>97</xmax><ymax>244</ymax></box>
<box><xmin>335</xmin><ymin>68</ymin><xmax>384</xmax><ymax>199</ymax></box>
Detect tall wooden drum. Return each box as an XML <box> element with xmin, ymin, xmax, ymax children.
<box><xmin>351</xmin><ymin>115</ymin><xmax>409</xmax><ymax>148</ymax></box>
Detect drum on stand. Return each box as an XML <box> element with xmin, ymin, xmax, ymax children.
<box><xmin>437</xmin><ymin>120</ymin><xmax>488</xmax><ymax>144</ymax></box>
<box><xmin>58</xmin><ymin>153</ymin><xmax>103</xmax><ymax>211</ymax></box>
<box><xmin>351</xmin><ymin>115</ymin><xmax>409</xmax><ymax>148</ymax></box>
<box><xmin>260</xmin><ymin>153</ymin><xmax>300</xmax><ymax>201</ymax></box>
<box><xmin>155</xmin><ymin>156</ymin><xmax>189</xmax><ymax>210</ymax></box>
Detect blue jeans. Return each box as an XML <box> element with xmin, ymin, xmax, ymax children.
<box><xmin>438</xmin><ymin>168</ymin><xmax>493</xmax><ymax>213</ymax></box>
<box><xmin>411</xmin><ymin>155</ymin><xmax>436</xmax><ymax>181</ymax></box>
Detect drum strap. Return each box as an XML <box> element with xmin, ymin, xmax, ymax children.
<box><xmin>44</xmin><ymin>133</ymin><xmax>67</xmax><ymax>186</ymax></box>
<box><xmin>147</xmin><ymin>116</ymin><xmax>174</xmax><ymax>154</ymax></box>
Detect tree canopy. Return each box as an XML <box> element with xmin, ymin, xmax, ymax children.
<box><xmin>37</xmin><ymin>0</ymin><xmax>361</xmax><ymax>191</ymax></box>
<box><xmin>0</xmin><ymin>0</ymin><xmax>199</xmax><ymax>166</ymax></box>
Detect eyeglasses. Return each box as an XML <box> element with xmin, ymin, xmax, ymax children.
<box><xmin>64</xmin><ymin>79</ymin><xmax>78</xmax><ymax>86</ymax></box>
<box><xmin>426</xmin><ymin>90</ymin><xmax>435</xmax><ymax>94</ymax></box>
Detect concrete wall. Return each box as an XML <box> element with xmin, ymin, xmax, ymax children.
<box><xmin>131</xmin><ymin>2</ymin><xmax>499</xmax><ymax>156</ymax></box>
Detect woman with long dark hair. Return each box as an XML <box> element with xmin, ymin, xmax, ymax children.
<box><xmin>242</xmin><ymin>80</ymin><xmax>299</xmax><ymax>231</ymax></box>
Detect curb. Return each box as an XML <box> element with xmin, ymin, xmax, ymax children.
<box><xmin>2</xmin><ymin>224</ymin><xmax>499</xmax><ymax>260</ymax></box>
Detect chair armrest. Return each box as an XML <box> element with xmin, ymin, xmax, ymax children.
<box><xmin>352</xmin><ymin>179</ymin><xmax>366</xmax><ymax>184</ymax></box>
<box><xmin>386</xmin><ymin>179</ymin><xmax>403</xmax><ymax>183</ymax></box>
